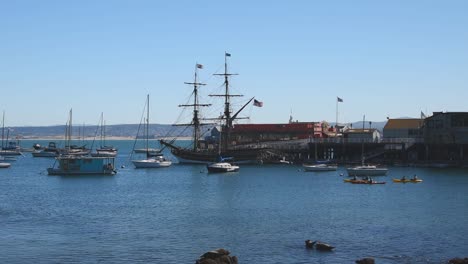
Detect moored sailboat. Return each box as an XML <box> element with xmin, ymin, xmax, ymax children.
<box><xmin>132</xmin><ymin>95</ymin><xmax>172</xmax><ymax>168</ymax></box>
<box><xmin>303</xmin><ymin>163</ymin><xmax>338</xmax><ymax>172</ymax></box>
<box><xmin>346</xmin><ymin>115</ymin><xmax>387</xmax><ymax>176</ymax></box>
<box><xmin>1</xmin><ymin>112</ymin><xmax>22</xmax><ymax>156</ymax></box>
<box><xmin>91</xmin><ymin>113</ymin><xmax>118</xmax><ymax>157</ymax></box>
<box><xmin>346</xmin><ymin>164</ymin><xmax>388</xmax><ymax>176</ymax></box>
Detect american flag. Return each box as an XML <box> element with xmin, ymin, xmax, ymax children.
<box><xmin>253</xmin><ymin>99</ymin><xmax>263</xmax><ymax>107</ymax></box>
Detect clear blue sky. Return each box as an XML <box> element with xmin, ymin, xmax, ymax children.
<box><xmin>1</xmin><ymin>0</ymin><xmax>467</xmax><ymax>126</ymax></box>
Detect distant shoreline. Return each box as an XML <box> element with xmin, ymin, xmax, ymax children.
<box><xmin>16</xmin><ymin>136</ymin><xmax>192</xmax><ymax>141</ymax></box>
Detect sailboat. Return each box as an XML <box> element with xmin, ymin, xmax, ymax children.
<box><xmin>346</xmin><ymin>115</ymin><xmax>387</xmax><ymax>176</ymax></box>
<box><xmin>1</xmin><ymin>111</ymin><xmax>22</xmax><ymax>156</ymax></box>
<box><xmin>303</xmin><ymin>137</ymin><xmax>337</xmax><ymax>171</ymax></box>
<box><xmin>160</xmin><ymin>54</ymin><xmax>268</xmax><ymax>164</ymax></box>
<box><xmin>132</xmin><ymin>95</ymin><xmax>172</xmax><ymax>168</ymax></box>
<box><xmin>56</xmin><ymin>109</ymin><xmax>90</xmax><ymax>156</ymax></box>
<box><xmin>91</xmin><ymin>113</ymin><xmax>118</xmax><ymax>157</ymax></box>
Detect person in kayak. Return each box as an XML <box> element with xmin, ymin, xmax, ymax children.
<box><xmin>412</xmin><ymin>174</ymin><xmax>418</xmax><ymax>180</ymax></box>
<box><xmin>401</xmin><ymin>175</ymin><xmax>407</xmax><ymax>181</ymax></box>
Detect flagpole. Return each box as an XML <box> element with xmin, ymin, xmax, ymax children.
<box><xmin>336</xmin><ymin>97</ymin><xmax>338</xmax><ymax>136</ymax></box>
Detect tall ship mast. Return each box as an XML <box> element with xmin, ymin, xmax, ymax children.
<box><xmin>160</xmin><ymin>53</ymin><xmax>264</xmax><ymax>164</ymax></box>
<box><xmin>174</xmin><ymin>63</ymin><xmax>212</xmax><ymax>151</ymax></box>
<box><xmin>210</xmin><ymin>52</ymin><xmax>253</xmax><ymax>151</ymax></box>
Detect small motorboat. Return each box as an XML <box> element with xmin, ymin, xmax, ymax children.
<box><xmin>207</xmin><ymin>162</ymin><xmax>239</xmax><ymax>173</ymax></box>
<box><xmin>207</xmin><ymin>157</ymin><xmax>239</xmax><ymax>173</ymax></box>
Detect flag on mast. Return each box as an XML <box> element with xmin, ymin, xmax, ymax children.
<box><xmin>337</xmin><ymin>97</ymin><xmax>343</xmax><ymax>102</ymax></box>
<box><xmin>253</xmin><ymin>99</ymin><xmax>263</xmax><ymax>107</ymax></box>
<box><xmin>225</xmin><ymin>52</ymin><xmax>231</xmax><ymax>57</ymax></box>
<box><xmin>196</xmin><ymin>64</ymin><xmax>203</xmax><ymax>69</ymax></box>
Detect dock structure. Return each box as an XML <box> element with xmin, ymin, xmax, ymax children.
<box><xmin>224</xmin><ymin>112</ymin><xmax>468</xmax><ymax>167</ymax></box>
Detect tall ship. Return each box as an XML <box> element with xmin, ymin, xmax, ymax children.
<box><xmin>160</xmin><ymin>53</ymin><xmax>268</xmax><ymax>164</ymax></box>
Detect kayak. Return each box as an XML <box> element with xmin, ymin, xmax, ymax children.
<box><xmin>344</xmin><ymin>178</ymin><xmax>385</xmax><ymax>184</ymax></box>
<box><xmin>393</xmin><ymin>178</ymin><xmax>423</xmax><ymax>183</ymax></box>
<box><xmin>351</xmin><ymin>181</ymin><xmax>386</xmax><ymax>185</ymax></box>
<box><xmin>344</xmin><ymin>179</ymin><xmax>365</xmax><ymax>183</ymax></box>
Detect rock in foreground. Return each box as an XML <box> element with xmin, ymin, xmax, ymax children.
<box><xmin>449</xmin><ymin>258</ymin><xmax>468</xmax><ymax>264</ymax></box>
<box><xmin>195</xmin><ymin>248</ymin><xmax>238</xmax><ymax>264</ymax></box>
<box><xmin>356</xmin><ymin>257</ymin><xmax>375</xmax><ymax>264</ymax></box>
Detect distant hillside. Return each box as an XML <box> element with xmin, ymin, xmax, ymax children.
<box><xmin>349</xmin><ymin>121</ymin><xmax>386</xmax><ymax>131</ymax></box>
<box><xmin>7</xmin><ymin>120</ymin><xmax>388</xmax><ymax>139</ymax></box>
<box><xmin>7</xmin><ymin>124</ymin><xmax>197</xmax><ymax>139</ymax></box>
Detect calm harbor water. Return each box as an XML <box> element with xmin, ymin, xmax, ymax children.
<box><xmin>1</xmin><ymin>140</ymin><xmax>467</xmax><ymax>263</ymax></box>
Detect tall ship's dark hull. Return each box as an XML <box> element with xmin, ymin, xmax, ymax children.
<box><xmin>160</xmin><ymin>141</ymin><xmax>265</xmax><ymax>164</ymax></box>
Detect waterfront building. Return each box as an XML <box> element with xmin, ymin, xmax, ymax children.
<box><xmin>423</xmin><ymin>112</ymin><xmax>468</xmax><ymax>144</ymax></box>
<box><xmin>342</xmin><ymin>128</ymin><xmax>381</xmax><ymax>143</ymax></box>
<box><xmin>382</xmin><ymin>118</ymin><xmax>423</xmax><ymax>162</ymax></box>
<box><xmin>383</xmin><ymin>118</ymin><xmax>423</xmax><ymax>139</ymax></box>
<box><xmin>229</xmin><ymin>122</ymin><xmax>325</xmax><ymax>145</ymax></box>
<box><xmin>421</xmin><ymin>112</ymin><xmax>468</xmax><ymax>164</ymax></box>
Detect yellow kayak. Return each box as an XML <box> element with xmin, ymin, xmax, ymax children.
<box><xmin>393</xmin><ymin>178</ymin><xmax>423</xmax><ymax>183</ymax></box>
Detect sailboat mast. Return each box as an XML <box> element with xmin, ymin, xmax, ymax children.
<box><xmin>1</xmin><ymin>111</ymin><xmax>4</xmax><ymax>149</ymax></box>
<box><xmin>146</xmin><ymin>94</ymin><xmax>150</xmax><ymax>155</ymax></box>
<box><xmin>68</xmin><ymin>109</ymin><xmax>73</xmax><ymax>148</ymax></box>
<box><xmin>361</xmin><ymin>114</ymin><xmax>365</xmax><ymax>165</ymax></box>
<box><xmin>100</xmin><ymin>112</ymin><xmax>104</xmax><ymax>147</ymax></box>
<box><xmin>103</xmin><ymin>120</ymin><xmax>106</xmax><ymax>147</ymax></box>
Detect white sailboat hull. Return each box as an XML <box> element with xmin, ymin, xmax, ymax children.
<box><xmin>32</xmin><ymin>151</ymin><xmax>58</xmax><ymax>157</ymax></box>
<box><xmin>347</xmin><ymin>166</ymin><xmax>388</xmax><ymax>176</ymax></box>
<box><xmin>132</xmin><ymin>159</ymin><xmax>172</xmax><ymax>168</ymax></box>
<box><xmin>91</xmin><ymin>151</ymin><xmax>117</xmax><ymax>157</ymax></box>
<box><xmin>303</xmin><ymin>164</ymin><xmax>338</xmax><ymax>172</ymax></box>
